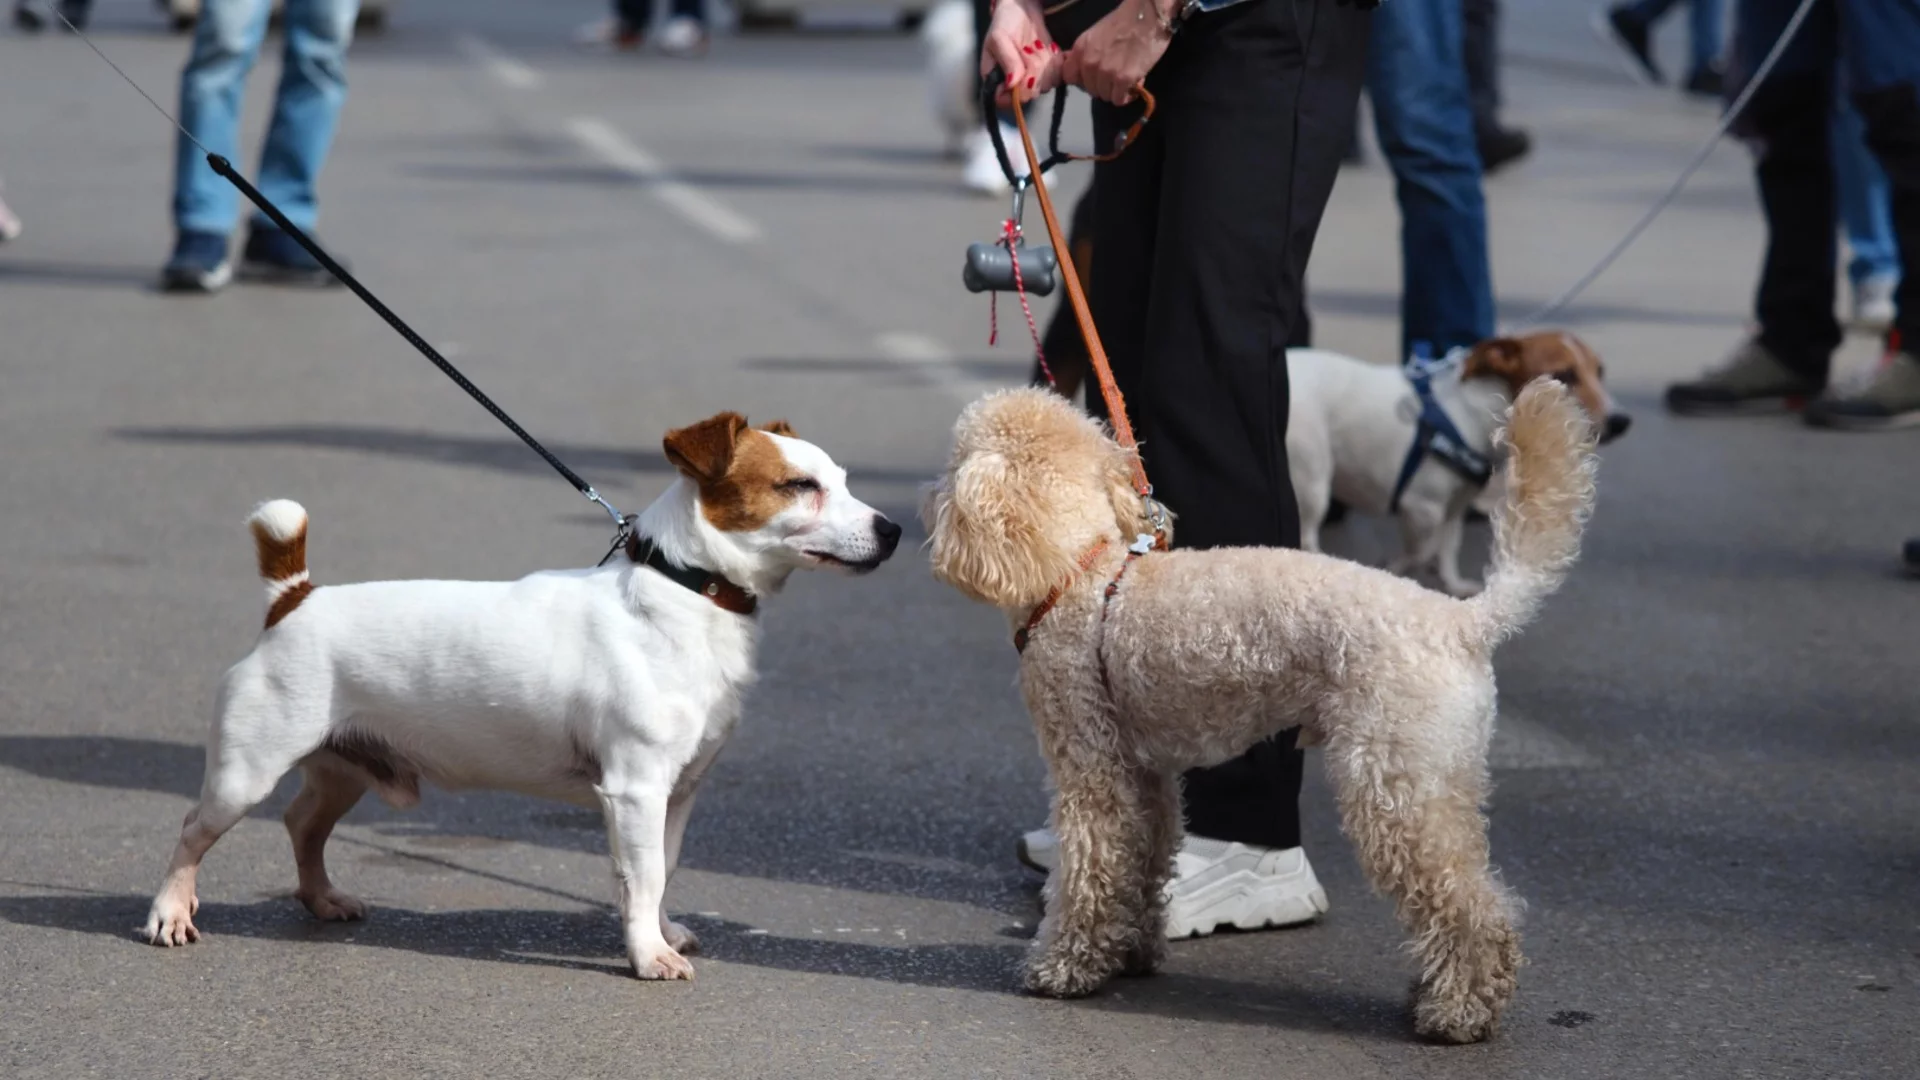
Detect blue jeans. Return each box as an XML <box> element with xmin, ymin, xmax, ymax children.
<box><xmin>1622</xmin><ymin>0</ymin><xmax>1725</xmax><ymax>78</ymax></box>
<box><xmin>1367</xmin><ymin>0</ymin><xmax>1494</xmax><ymax>359</ymax></box>
<box><xmin>173</xmin><ymin>0</ymin><xmax>359</xmax><ymax>236</ymax></box>
<box><xmin>1833</xmin><ymin>94</ymin><xmax>1900</xmax><ymax>286</ymax></box>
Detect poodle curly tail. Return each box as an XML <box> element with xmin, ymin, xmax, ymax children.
<box><xmin>1469</xmin><ymin>378</ymin><xmax>1599</xmax><ymax>645</ymax></box>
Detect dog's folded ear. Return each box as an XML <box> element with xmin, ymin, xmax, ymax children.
<box><xmin>757</xmin><ymin>419</ymin><xmax>798</xmax><ymax>438</ymax></box>
<box><xmin>925</xmin><ymin>449</ymin><xmax>1077</xmax><ymax>610</ymax></box>
<box><xmin>1462</xmin><ymin>337</ymin><xmax>1526</xmax><ymax>386</ymax></box>
<box><xmin>664</xmin><ymin>412</ymin><xmax>750</xmax><ymax>483</ymax></box>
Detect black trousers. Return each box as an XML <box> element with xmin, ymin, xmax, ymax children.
<box><xmin>1735</xmin><ymin>0</ymin><xmax>1920</xmax><ymax>380</ymax></box>
<box><xmin>1086</xmin><ymin>0</ymin><xmax>1371</xmax><ymax>850</ymax></box>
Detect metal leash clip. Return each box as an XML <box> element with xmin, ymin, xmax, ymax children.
<box><xmin>962</xmin><ymin>178</ymin><xmax>1059</xmax><ymax>296</ymax></box>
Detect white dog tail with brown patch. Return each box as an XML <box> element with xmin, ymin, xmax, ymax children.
<box><xmin>1472</xmin><ymin>379</ymin><xmax>1599</xmax><ymax>643</ymax></box>
<box><xmin>247</xmin><ymin>499</ymin><xmax>314</xmax><ymax>629</ymax></box>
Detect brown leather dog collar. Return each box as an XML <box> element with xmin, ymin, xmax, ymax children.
<box><xmin>1014</xmin><ymin>537</ymin><xmax>1114</xmax><ymax>653</ymax></box>
<box><xmin>626</xmin><ymin>533</ymin><xmax>758</xmax><ymax>617</ymax></box>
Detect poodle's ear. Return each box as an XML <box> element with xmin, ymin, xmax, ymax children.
<box><xmin>1104</xmin><ymin>445</ymin><xmax>1173</xmax><ymax>548</ymax></box>
<box><xmin>923</xmin><ymin>450</ymin><xmax>1076</xmax><ymax>610</ymax></box>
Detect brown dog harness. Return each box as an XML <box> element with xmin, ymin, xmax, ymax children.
<box><xmin>1013</xmin><ymin>538</ymin><xmax>1144</xmax><ymax>656</ymax></box>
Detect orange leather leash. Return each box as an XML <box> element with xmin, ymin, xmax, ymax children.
<box><xmin>1009</xmin><ymin>84</ymin><xmax>1168</xmax><ymax>549</ymax></box>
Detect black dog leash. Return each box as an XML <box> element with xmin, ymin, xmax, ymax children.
<box><xmin>55</xmin><ymin>9</ymin><xmax>635</xmax><ymax>554</ymax></box>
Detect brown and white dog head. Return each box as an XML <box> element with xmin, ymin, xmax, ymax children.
<box><xmin>660</xmin><ymin>413</ymin><xmax>901</xmax><ymax>592</ymax></box>
<box><xmin>1461</xmin><ymin>331</ymin><xmax>1631</xmax><ymax>444</ymax></box>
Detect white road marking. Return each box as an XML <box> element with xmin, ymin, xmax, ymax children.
<box><xmin>565</xmin><ymin>117</ymin><xmax>762</xmax><ymax>245</ymax></box>
<box><xmin>453</xmin><ymin>32</ymin><xmax>543</xmax><ymax>91</ymax></box>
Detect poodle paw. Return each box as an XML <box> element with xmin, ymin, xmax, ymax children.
<box><xmin>663</xmin><ymin>919</ymin><xmax>701</xmax><ymax>955</ymax></box>
<box><xmin>297</xmin><ymin>886</ymin><xmax>368</xmax><ymax>922</ymax></box>
<box><xmin>1414</xmin><ymin>993</ymin><xmax>1499</xmax><ymax>1044</ymax></box>
<box><xmin>1023</xmin><ymin>952</ymin><xmax>1110</xmax><ymax>998</ymax></box>
<box><xmin>630</xmin><ymin>946</ymin><xmax>696</xmax><ymax>982</ymax></box>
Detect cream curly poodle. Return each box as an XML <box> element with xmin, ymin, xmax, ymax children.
<box><xmin>921</xmin><ymin>378</ymin><xmax>1598</xmax><ymax>1043</ymax></box>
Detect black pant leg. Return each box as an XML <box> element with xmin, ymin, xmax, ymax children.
<box><xmin>1463</xmin><ymin>0</ymin><xmax>1502</xmax><ymax>137</ymax></box>
<box><xmin>1090</xmin><ymin>0</ymin><xmax>1370</xmax><ymax>850</ymax></box>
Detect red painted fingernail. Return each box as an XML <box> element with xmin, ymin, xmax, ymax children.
<box><xmin>1022</xmin><ymin>45</ymin><xmax>1033</xmax><ymax>53</ymax></box>
<box><xmin>1027</xmin><ymin>76</ymin><xmax>1036</xmax><ymax>88</ymax></box>
<box><xmin>1033</xmin><ymin>38</ymin><xmax>1043</xmax><ymax>45</ymax></box>
<box><xmin>1051</xmin><ymin>42</ymin><xmax>1059</xmax><ymax>52</ymax></box>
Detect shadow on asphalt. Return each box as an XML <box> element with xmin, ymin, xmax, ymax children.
<box><xmin>0</xmin><ymin>259</ymin><xmax>163</xmax><ymax>292</ymax></box>
<box><xmin>0</xmin><ymin>892</ymin><xmax>1410</xmax><ymax>1038</ymax></box>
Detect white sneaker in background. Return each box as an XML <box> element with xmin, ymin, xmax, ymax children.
<box><xmin>1017</xmin><ymin>828</ymin><xmax>1329</xmax><ymax>939</ymax></box>
<box><xmin>656</xmin><ymin>16</ymin><xmax>709</xmax><ymax>57</ymax></box>
<box><xmin>1852</xmin><ymin>274</ymin><xmax>1898</xmax><ymax>332</ymax></box>
<box><xmin>961</xmin><ymin>122</ymin><xmax>1029</xmax><ymax>196</ymax></box>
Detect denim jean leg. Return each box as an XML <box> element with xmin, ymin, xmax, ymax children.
<box><xmin>1688</xmin><ymin>0</ymin><xmax>1726</xmax><ymax>76</ymax></box>
<box><xmin>1833</xmin><ymin>94</ymin><xmax>1901</xmax><ymax>285</ymax></box>
<box><xmin>173</xmin><ymin>0</ymin><xmax>273</xmax><ymax>235</ymax></box>
<box><xmin>669</xmin><ymin>0</ymin><xmax>706</xmax><ymax>24</ymax></box>
<box><xmin>252</xmin><ymin>0</ymin><xmax>358</xmax><ymax>234</ymax></box>
<box><xmin>1366</xmin><ymin>0</ymin><xmax>1495</xmax><ymax>359</ymax></box>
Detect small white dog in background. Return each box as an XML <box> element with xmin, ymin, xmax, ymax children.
<box><xmin>1287</xmin><ymin>330</ymin><xmax>1630</xmax><ymax>597</ymax></box>
<box><xmin>921</xmin><ymin>0</ymin><xmax>1029</xmax><ymax>193</ymax></box>
<box><xmin>141</xmin><ymin>413</ymin><xmax>900</xmax><ymax>982</ymax></box>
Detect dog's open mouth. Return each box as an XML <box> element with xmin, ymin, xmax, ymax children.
<box><xmin>804</xmin><ymin>550</ymin><xmax>884</xmax><ymax>574</ymax></box>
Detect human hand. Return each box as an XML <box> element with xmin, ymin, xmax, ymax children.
<box><xmin>981</xmin><ymin>0</ymin><xmax>1064</xmax><ymax>106</ymax></box>
<box><xmin>1061</xmin><ymin>0</ymin><xmax>1173</xmax><ymax>106</ymax></box>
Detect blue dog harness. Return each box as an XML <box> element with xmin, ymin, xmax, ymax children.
<box><xmin>1389</xmin><ymin>346</ymin><xmax>1495</xmax><ymax>512</ymax></box>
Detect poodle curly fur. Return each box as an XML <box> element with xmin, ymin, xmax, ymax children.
<box><xmin>921</xmin><ymin>379</ymin><xmax>1599</xmax><ymax>1043</ymax></box>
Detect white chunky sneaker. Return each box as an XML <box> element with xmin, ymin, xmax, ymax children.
<box><xmin>1017</xmin><ymin>829</ymin><xmax>1329</xmax><ymax>938</ymax></box>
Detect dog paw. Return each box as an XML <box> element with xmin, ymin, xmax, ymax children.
<box><xmin>142</xmin><ymin>903</ymin><xmax>200</xmax><ymax>947</ymax></box>
<box><xmin>663</xmin><ymin>920</ymin><xmax>701</xmax><ymax>955</ymax></box>
<box><xmin>298</xmin><ymin>887</ymin><xmax>369</xmax><ymax>922</ymax></box>
<box><xmin>1413</xmin><ymin>995</ymin><xmax>1498</xmax><ymax>1044</ymax></box>
<box><xmin>630</xmin><ymin>947</ymin><xmax>696</xmax><ymax>982</ymax></box>
<box><xmin>1023</xmin><ymin>955</ymin><xmax>1107</xmax><ymax>999</ymax></box>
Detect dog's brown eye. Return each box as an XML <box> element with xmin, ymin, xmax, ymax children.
<box><xmin>777</xmin><ymin>477</ymin><xmax>821</xmax><ymax>493</ymax></box>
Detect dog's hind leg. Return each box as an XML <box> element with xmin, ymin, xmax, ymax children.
<box><xmin>1026</xmin><ymin>753</ymin><xmax>1146</xmax><ymax>998</ymax></box>
<box><xmin>1329</xmin><ymin>718</ymin><xmax>1521</xmax><ymax>1043</ymax></box>
<box><xmin>143</xmin><ymin>677</ymin><xmax>327</xmax><ymax>946</ymax></box>
<box><xmin>1119</xmin><ymin>764</ymin><xmax>1181</xmax><ymax>976</ymax></box>
<box><xmin>285</xmin><ymin>752</ymin><xmax>371</xmax><ymax>922</ymax></box>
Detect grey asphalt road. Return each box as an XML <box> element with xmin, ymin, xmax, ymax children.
<box><xmin>1</xmin><ymin>2</ymin><xmax>1915</xmax><ymax>1077</ymax></box>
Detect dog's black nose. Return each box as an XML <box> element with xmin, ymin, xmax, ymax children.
<box><xmin>1603</xmin><ymin>413</ymin><xmax>1632</xmax><ymax>443</ymax></box>
<box><xmin>873</xmin><ymin>515</ymin><xmax>903</xmax><ymax>555</ymax></box>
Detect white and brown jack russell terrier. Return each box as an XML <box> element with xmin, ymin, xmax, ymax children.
<box><xmin>1287</xmin><ymin>330</ymin><xmax>1629</xmax><ymax>597</ymax></box>
<box><xmin>141</xmin><ymin>413</ymin><xmax>901</xmax><ymax>981</ymax></box>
